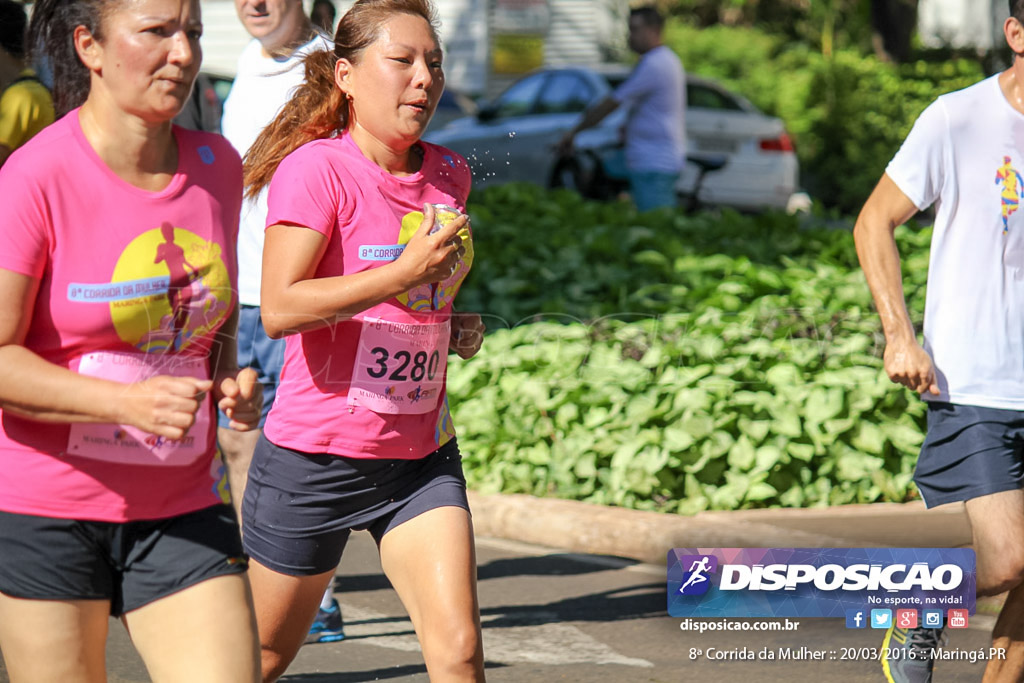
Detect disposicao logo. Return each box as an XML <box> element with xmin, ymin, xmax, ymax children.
<box><xmin>677</xmin><ymin>555</ymin><xmax>718</xmax><ymax>596</ymax></box>
<box><xmin>667</xmin><ymin>548</ymin><xmax>976</xmax><ymax>619</ymax></box>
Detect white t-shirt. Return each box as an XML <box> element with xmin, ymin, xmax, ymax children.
<box><xmin>612</xmin><ymin>45</ymin><xmax>686</xmax><ymax>174</ymax></box>
<box><xmin>221</xmin><ymin>34</ymin><xmax>332</xmax><ymax>306</ymax></box>
<box><xmin>887</xmin><ymin>74</ymin><xmax>1024</xmax><ymax>409</ymax></box>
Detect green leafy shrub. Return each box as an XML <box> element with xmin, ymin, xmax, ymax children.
<box><xmin>451</xmin><ymin>185</ymin><xmax>933</xmax><ymax>511</ymax></box>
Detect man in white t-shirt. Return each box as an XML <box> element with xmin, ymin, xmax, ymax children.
<box><xmin>855</xmin><ymin>4</ymin><xmax>1024</xmax><ymax>681</ymax></box>
<box><xmin>558</xmin><ymin>5</ymin><xmax>685</xmax><ymax>211</ymax></box>
<box><xmin>220</xmin><ymin>0</ymin><xmax>342</xmax><ymax>644</ymax></box>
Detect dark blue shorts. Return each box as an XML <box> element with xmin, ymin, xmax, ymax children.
<box><xmin>0</xmin><ymin>504</ymin><xmax>246</xmax><ymax>616</ymax></box>
<box><xmin>241</xmin><ymin>436</ymin><xmax>469</xmax><ymax>576</ymax></box>
<box><xmin>915</xmin><ymin>402</ymin><xmax>1024</xmax><ymax>508</ymax></box>
<box><xmin>217</xmin><ymin>304</ymin><xmax>283</xmax><ymax>428</ymax></box>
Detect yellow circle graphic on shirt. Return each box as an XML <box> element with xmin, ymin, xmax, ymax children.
<box><xmin>109</xmin><ymin>224</ymin><xmax>231</xmax><ymax>353</ymax></box>
<box><xmin>394</xmin><ymin>210</ymin><xmax>474</xmax><ymax>311</ymax></box>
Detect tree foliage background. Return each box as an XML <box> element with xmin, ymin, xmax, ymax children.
<box><xmin>659</xmin><ymin>0</ymin><xmax>919</xmax><ymax>63</ymax></box>
<box><xmin>653</xmin><ymin>0</ymin><xmax>995</xmax><ymax>212</ymax></box>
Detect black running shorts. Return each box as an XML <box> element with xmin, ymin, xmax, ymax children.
<box><xmin>0</xmin><ymin>504</ymin><xmax>247</xmax><ymax>616</ymax></box>
<box><xmin>915</xmin><ymin>402</ymin><xmax>1024</xmax><ymax>507</ymax></box>
<box><xmin>242</xmin><ymin>435</ymin><xmax>469</xmax><ymax>576</ymax></box>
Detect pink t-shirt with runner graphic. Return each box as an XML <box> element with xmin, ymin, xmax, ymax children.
<box><xmin>264</xmin><ymin>133</ymin><xmax>472</xmax><ymax>459</ymax></box>
<box><xmin>0</xmin><ymin>110</ymin><xmax>240</xmax><ymax>521</ymax></box>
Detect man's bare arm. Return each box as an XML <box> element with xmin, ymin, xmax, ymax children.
<box><xmin>853</xmin><ymin>173</ymin><xmax>939</xmax><ymax>395</ymax></box>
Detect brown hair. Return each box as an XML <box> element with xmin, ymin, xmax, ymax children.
<box><xmin>28</xmin><ymin>0</ymin><xmax>116</xmax><ymax>117</ymax></box>
<box><xmin>244</xmin><ymin>0</ymin><xmax>439</xmax><ymax>199</ymax></box>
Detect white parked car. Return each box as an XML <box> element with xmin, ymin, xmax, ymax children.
<box><xmin>426</xmin><ymin>65</ymin><xmax>799</xmax><ymax>211</ymax></box>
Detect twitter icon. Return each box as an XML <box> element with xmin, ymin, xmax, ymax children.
<box><xmin>871</xmin><ymin>609</ymin><xmax>893</xmax><ymax>629</ymax></box>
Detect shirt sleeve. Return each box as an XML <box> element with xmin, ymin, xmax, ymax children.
<box><xmin>612</xmin><ymin>54</ymin><xmax>658</xmax><ymax>106</ymax></box>
<box><xmin>213</xmin><ymin>136</ymin><xmax>244</xmax><ymax>241</ymax></box>
<box><xmin>0</xmin><ymin>84</ymin><xmax>51</xmax><ymax>151</ymax></box>
<box><xmin>885</xmin><ymin>99</ymin><xmax>949</xmax><ymax>211</ymax></box>
<box><xmin>202</xmin><ymin>132</ymin><xmax>243</xmax><ymax>275</ymax></box>
<box><xmin>0</xmin><ymin>159</ymin><xmax>51</xmax><ymax>279</ymax></box>
<box><xmin>266</xmin><ymin>142</ymin><xmax>347</xmax><ymax>237</ymax></box>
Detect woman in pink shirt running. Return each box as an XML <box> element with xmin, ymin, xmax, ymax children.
<box><xmin>242</xmin><ymin>0</ymin><xmax>487</xmax><ymax>680</ymax></box>
<box><xmin>0</xmin><ymin>0</ymin><xmax>262</xmax><ymax>680</ymax></box>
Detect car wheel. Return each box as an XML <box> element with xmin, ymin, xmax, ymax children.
<box><xmin>551</xmin><ymin>157</ymin><xmax>585</xmax><ymax>193</ymax></box>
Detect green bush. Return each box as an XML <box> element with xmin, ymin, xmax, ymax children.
<box><xmin>457</xmin><ymin>184</ymin><xmax>928</xmax><ymax>325</ymax></box>
<box><xmin>662</xmin><ymin>21</ymin><xmax>983</xmax><ymax>213</ymax></box>
<box><xmin>451</xmin><ymin>185</ymin><xmax>933</xmax><ymax>511</ymax></box>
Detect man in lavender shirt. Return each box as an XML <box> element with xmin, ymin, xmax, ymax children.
<box><xmin>560</xmin><ymin>5</ymin><xmax>685</xmax><ymax>211</ymax></box>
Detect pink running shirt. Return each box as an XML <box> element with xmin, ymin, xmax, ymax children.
<box><xmin>264</xmin><ymin>134</ymin><xmax>472</xmax><ymax>459</ymax></box>
<box><xmin>0</xmin><ymin>110</ymin><xmax>240</xmax><ymax>521</ymax></box>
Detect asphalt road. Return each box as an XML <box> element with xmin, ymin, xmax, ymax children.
<box><xmin>0</xmin><ymin>531</ymin><xmax>997</xmax><ymax>682</ymax></box>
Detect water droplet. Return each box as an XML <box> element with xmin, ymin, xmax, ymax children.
<box><xmin>508</xmin><ymin>131</ymin><xmax>516</xmax><ymax>139</ymax></box>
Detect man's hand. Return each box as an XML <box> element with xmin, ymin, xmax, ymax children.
<box><xmin>557</xmin><ymin>96</ymin><xmax>619</xmax><ymax>158</ymax></box>
<box><xmin>450</xmin><ymin>313</ymin><xmax>485</xmax><ymax>359</ymax></box>
<box><xmin>214</xmin><ymin>368</ymin><xmax>263</xmax><ymax>431</ymax></box>
<box><xmin>883</xmin><ymin>338</ymin><xmax>940</xmax><ymax>395</ymax></box>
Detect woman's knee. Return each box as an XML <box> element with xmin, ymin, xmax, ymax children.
<box><xmin>423</xmin><ymin>618</ymin><xmax>483</xmax><ymax>672</ymax></box>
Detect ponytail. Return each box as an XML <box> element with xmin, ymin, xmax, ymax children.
<box><xmin>243</xmin><ymin>0</ymin><xmax>439</xmax><ymax>200</ymax></box>
<box><xmin>243</xmin><ymin>49</ymin><xmax>345</xmax><ymax>200</ymax></box>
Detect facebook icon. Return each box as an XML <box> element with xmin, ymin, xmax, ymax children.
<box><xmin>846</xmin><ymin>609</ymin><xmax>867</xmax><ymax>629</ymax></box>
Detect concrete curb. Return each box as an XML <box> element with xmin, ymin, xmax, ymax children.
<box><xmin>467</xmin><ymin>492</ymin><xmax>973</xmax><ymax>566</ymax></box>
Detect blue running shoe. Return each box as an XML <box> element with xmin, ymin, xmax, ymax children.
<box><xmin>305</xmin><ymin>598</ymin><xmax>345</xmax><ymax>644</ymax></box>
<box><xmin>881</xmin><ymin>624</ymin><xmax>945</xmax><ymax>682</ymax></box>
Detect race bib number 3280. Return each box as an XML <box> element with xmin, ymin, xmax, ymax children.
<box><xmin>348</xmin><ymin>317</ymin><xmax>450</xmax><ymax>415</ymax></box>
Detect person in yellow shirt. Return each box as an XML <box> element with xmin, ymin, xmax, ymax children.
<box><xmin>0</xmin><ymin>0</ymin><xmax>55</xmax><ymax>167</ymax></box>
